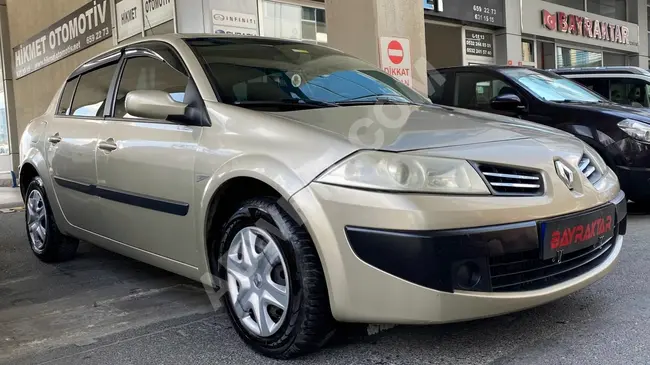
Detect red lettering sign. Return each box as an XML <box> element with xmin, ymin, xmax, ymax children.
<box><xmin>540</xmin><ymin>10</ymin><xmax>630</xmax><ymax>45</ymax></box>
<box><xmin>549</xmin><ymin>214</ymin><xmax>614</xmax><ymax>251</ymax></box>
<box><xmin>543</xmin><ymin>9</ymin><xmax>557</xmax><ymax>31</ymax></box>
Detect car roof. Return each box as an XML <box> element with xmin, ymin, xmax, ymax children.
<box><xmin>69</xmin><ymin>33</ymin><xmax>327</xmax><ymax>79</ymax></box>
<box><xmin>550</xmin><ymin>66</ymin><xmax>650</xmax><ymax>76</ymax></box>
<box><xmin>431</xmin><ymin>65</ymin><xmax>532</xmax><ymax>73</ymax></box>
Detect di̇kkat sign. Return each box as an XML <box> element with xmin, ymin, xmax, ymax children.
<box><xmin>13</xmin><ymin>0</ymin><xmax>113</xmax><ymax>79</ymax></box>
<box><xmin>379</xmin><ymin>37</ymin><xmax>412</xmax><ymax>87</ymax></box>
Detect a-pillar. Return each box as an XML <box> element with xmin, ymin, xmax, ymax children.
<box><xmin>324</xmin><ymin>0</ymin><xmax>428</xmax><ymax>95</ymax></box>
<box><xmin>495</xmin><ymin>0</ymin><xmax>522</xmax><ymax>66</ymax></box>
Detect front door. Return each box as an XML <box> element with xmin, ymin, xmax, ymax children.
<box><xmin>94</xmin><ymin>45</ymin><xmax>201</xmax><ymax>266</ymax></box>
<box><xmin>46</xmin><ymin>63</ymin><xmax>118</xmax><ymax>232</ymax></box>
<box><xmin>453</xmin><ymin>71</ymin><xmax>526</xmax><ymax>119</ymax></box>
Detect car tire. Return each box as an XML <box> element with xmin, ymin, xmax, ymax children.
<box><xmin>214</xmin><ymin>197</ymin><xmax>335</xmax><ymax>359</ymax></box>
<box><xmin>24</xmin><ymin>176</ymin><xmax>79</xmax><ymax>263</ymax></box>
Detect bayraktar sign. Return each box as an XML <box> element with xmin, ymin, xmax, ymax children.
<box><xmin>542</xmin><ymin>9</ymin><xmax>629</xmax><ymax>45</ymax></box>
<box><xmin>13</xmin><ymin>0</ymin><xmax>113</xmax><ymax>79</ymax></box>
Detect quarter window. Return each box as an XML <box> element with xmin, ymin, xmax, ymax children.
<box><xmin>57</xmin><ymin>77</ymin><xmax>78</xmax><ymax>115</ymax></box>
<box><xmin>113</xmin><ymin>56</ymin><xmax>189</xmax><ymax>119</ymax></box>
<box><xmin>70</xmin><ymin>63</ymin><xmax>119</xmax><ymax>117</ymax></box>
<box><xmin>428</xmin><ymin>71</ymin><xmax>449</xmax><ymax>104</ymax></box>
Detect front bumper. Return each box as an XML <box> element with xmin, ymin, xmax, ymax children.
<box><xmin>616</xmin><ymin>165</ymin><xmax>650</xmax><ymax>202</ymax></box>
<box><xmin>291</xmin><ymin>184</ymin><xmax>626</xmax><ymax>324</ymax></box>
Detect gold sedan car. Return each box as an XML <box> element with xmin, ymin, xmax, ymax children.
<box><xmin>18</xmin><ymin>35</ymin><xmax>627</xmax><ymax>359</ymax></box>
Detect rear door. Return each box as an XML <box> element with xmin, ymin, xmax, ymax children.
<box><xmin>94</xmin><ymin>42</ymin><xmax>202</xmax><ymax>267</ymax></box>
<box><xmin>45</xmin><ymin>57</ymin><xmax>119</xmax><ymax>232</ymax></box>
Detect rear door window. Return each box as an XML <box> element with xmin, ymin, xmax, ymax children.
<box><xmin>608</xmin><ymin>78</ymin><xmax>650</xmax><ymax>107</ymax></box>
<box><xmin>70</xmin><ymin>63</ymin><xmax>119</xmax><ymax>117</ymax></box>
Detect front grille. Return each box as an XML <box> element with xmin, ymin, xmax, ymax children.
<box><xmin>477</xmin><ymin>164</ymin><xmax>543</xmax><ymax>196</ymax></box>
<box><xmin>489</xmin><ymin>240</ymin><xmax>614</xmax><ymax>292</ymax></box>
<box><xmin>579</xmin><ymin>154</ymin><xmax>603</xmax><ymax>185</ymax></box>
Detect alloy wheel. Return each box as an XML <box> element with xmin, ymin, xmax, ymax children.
<box><xmin>226</xmin><ymin>226</ymin><xmax>289</xmax><ymax>338</ymax></box>
<box><xmin>27</xmin><ymin>189</ymin><xmax>47</xmax><ymax>252</ymax></box>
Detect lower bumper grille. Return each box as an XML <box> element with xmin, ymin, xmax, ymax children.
<box><xmin>490</xmin><ymin>240</ymin><xmax>615</xmax><ymax>292</ymax></box>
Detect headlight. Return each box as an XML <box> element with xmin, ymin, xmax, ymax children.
<box><xmin>618</xmin><ymin>119</ymin><xmax>650</xmax><ymax>143</ymax></box>
<box><xmin>316</xmin><ymin>151</ymin><xmax>490</xmax><ymax>194</ymax></box>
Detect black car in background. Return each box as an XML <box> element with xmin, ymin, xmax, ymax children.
<box><xmin>427</xmin><ymin>66</ymin><xmax>650</xmax><ymax>204</ymax></box>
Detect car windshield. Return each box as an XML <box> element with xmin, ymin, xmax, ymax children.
<box><xmin>185</xmin><ymin>38</ymin><xmax>431</xmax><ymax>108</ymax></box>
<box><xmin>501</xmin><ymin>68</ymin><xmax>604</xmax><ymax>103</ymax></box>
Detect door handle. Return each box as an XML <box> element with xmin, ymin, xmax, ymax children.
<box><xmin>48</xmin><ymin>133</ymin><xmax>62</xmax><ymax>144</ymax></box>
<box><xmin>98</xmin><ymin>138</ymin><xmax>118</xmax><ymax>152</ymax></box>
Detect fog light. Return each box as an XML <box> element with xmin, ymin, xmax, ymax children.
<box><xmin>456</xmin><ymin>261</ymin><xmax>482</xmax><ymax>289</ymax></box>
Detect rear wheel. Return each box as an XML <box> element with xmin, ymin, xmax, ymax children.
<box><xmin>24</xmin><ymin>176</ymin><xmax>79</xmax><ymax>262</ymax></box>
<box><xmin>213</xmin><ymin>197</ymin><xmax>335</xmax><ymax>359</ymax></box>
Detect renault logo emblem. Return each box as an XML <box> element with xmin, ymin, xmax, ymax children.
<box><xmin>555</xmin><ymin>160</ymin><xmax>574</xmax><ymax>190</ymax></box>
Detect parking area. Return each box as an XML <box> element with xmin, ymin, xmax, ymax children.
<box><xmin>1</xmin><ymin>205</ymin><xmax>650</xmax><ymax>365</ymax></box>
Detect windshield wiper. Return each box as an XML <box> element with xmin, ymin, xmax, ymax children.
<box><xmin>553</xmin><ymin>99</ymin><xmax>602</xmax><ymax>104</ymax></box>
<box><xmin>336</xmin><ymin>94</ymin><xmax>422</xmax><ymax>106</ymax></box>
<box><xmin>233</xmin><ymin>99</ymin><xmax>340</xmax><ymax>108</ymax></box>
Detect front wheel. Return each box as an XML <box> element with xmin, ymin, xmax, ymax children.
<box><xmin>213</xmin><ymin>197</ymin><xmax>335</xmax><ymax>359</ymax></box>
<box><xmin>24</xmin><ymin>176</ymin><xmax>79</xmax><ymax>262</ymax></box>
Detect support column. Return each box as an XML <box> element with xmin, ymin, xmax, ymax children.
<box><xmin>629</xmin><ymin>0</ymin><xmax>648</xmax><ymax>67</ymax></box>
<box><xmin>325</xmin><ymin>0</ymin><xmax>428</xmax><ymax>95</ymax></box>
<box><xmin>495</xmin><ymin>0</ymin><xmax>522</xmax><ymax>66</ymax></box>
<box><xmin>0</xmin><ymin>1</ymin><xmax>19</xmax><ymax>178</ymax></box>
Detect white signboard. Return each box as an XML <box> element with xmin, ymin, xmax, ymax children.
<box><xmin>143</xmin><ymin>0</ymin><xmax>174</xmax><ymax>29</ymax></box>
<box><xmin>379</xmin><ymin>37</ymin><xmax>412</xmax><ymax>87</ymax></box>
<box><xmin>212</xmin><ymin>9</ymin><xmax>259</xmax><ymax>36</ymax></box>
<box><xmin>116</xmin><ymin>0</ymin><xmax>143</xmax><ymax>41</ymax></box>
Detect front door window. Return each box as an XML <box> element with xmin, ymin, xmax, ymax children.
<box><xmin>454</xmin><ymin>72</ymin><xmax>520</xmax><ymax>112</ymax></box>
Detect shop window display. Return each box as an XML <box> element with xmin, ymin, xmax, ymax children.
<box><xmin>261</xmin><ymin>0</ymin><xmax>327</xmax><ymax>44</ymax></box>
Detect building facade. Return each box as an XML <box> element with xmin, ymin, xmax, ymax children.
<box><xmin>0</xmin><ymin>0</ymin><xmax>648</xmax><ymax>178</ymax></box>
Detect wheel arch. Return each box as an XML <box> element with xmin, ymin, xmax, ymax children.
<box><xmin>18</xmin><ymin>147</ymin><xmax>49</xmax><ymax>200</ymax></box>
<box><xmin>196</xmin><ymin>155</ymin><xmax>316</xmax><ymax>288</ymax></box>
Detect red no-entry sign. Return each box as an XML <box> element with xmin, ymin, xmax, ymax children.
<box><xmin>387</xmin><ymin>40</ymin><xmax>404</xmax><ymax>64</ymax></box>
<box><xmin>379</xmin><ymin>37</ymin><xmax>412</xmax><ymax>87</ymax></box>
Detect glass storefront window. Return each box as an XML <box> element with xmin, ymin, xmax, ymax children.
<box><xmin>603</xmin><ymin>52</ymin><xmax>627</xmax><ymax>66</ymax></box>
<box><xmin>522</xmin><ymin>39</ymin><xmax>535</xmax><ymax>63</ymax></box>
<box><xmin>556</xmin><ymin>46</ymin><xmax>603</xmax><ymax>68</ymax></box>
<box><xmin>261</xmin><ymin>1</ymin><xmax>327</xmax><ymax>44</ymax></box>
<box><xmin>544</xmin><ymin>0</ymin><xmax>585</xmax><ymax>11</ymax></box>
<box><xmin>587</xmin><ymin>0</ymin><xmax>627</xmax><ymax>21</ymax></box>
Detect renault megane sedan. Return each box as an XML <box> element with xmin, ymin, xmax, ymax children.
<box><xmin>19</xmin><ymin>34</ymin><xmax>627</xmax><ymax>359</ymax></box>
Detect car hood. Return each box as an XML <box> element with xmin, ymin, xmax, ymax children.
<box><xmin>554</xmin><ymin>101</ymin><xmax>650</xmax><ymax>123</ymax></box>
<box><xmin>273</xmin><ymin>104</ymin><xmax>578</xmax><ymax>152</ymax></box>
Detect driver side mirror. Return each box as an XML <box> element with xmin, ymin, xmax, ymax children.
<box><xmin>490</xmin><ymin>94</ymin><xmax>526</xmax><ymax>112</ymax></box>
<box><xmin>125</xmin><ymin>90</ymin><xmax>189</xmax><ymax>121</ymax></box>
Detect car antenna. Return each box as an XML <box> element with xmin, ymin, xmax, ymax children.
<box><xmin>145</xmin><ymin>10</ymin><xmax>155</xmax><ymax>35</ymax></box>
